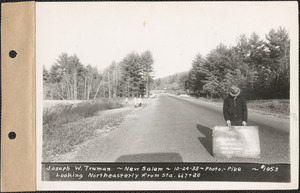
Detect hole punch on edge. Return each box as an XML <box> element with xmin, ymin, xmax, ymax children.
<box><xmin>9</xmin><ymin>50</ymin><xmax>17</xmax><ymax>58</ymax></box>
<box><xmin>8</xmin><ymin>132</ymin><xmax>16</xmax><ymax>140</ymax></box>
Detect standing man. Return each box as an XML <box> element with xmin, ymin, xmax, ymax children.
<box><xmin>138</xmin><ymin>95</ymin><xmax>142</xmax><ymax>107</ymax></box>
<box><xmin>134</xmin><ymin>96</ymin><xmax>137</xmax><ymax>108</ymax></box>
<box><xmin>223</xmin><ymin>85</ymin><xmax>248</xmax><ymax>126</ymax></box>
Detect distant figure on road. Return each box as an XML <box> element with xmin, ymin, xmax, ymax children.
<box><xmin>223</xmin><ymin>85</ymin><xmax>248</xmax><ymax>126</ymax></box>
<box><xmin>134</xmin><ymin>96</ymin><xmax>137</xmax><ymax>108</ymax></box>
<box><xmin>138</xmin><ymin>95</ymin><xmax>142</xmax><ymax>107</ymax></box>
<box><xmin>125</xmin><ymin>97</ymin><xmax>128</xmax><ymax>104</ymax></box>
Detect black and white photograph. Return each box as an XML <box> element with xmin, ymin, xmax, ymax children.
<box><xmin>36</xmin><ymin>1</ymin><xmax>298</xmax><ymax>190</ymax></box>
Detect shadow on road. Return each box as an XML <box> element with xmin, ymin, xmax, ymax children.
<box><xmin>196</xmin><ymin>124</ymin><xmax>213</xmax><ymax>156</ymax></box>
<box><xmin>116</xmin><ymin>153</ymin><xmax>183</xmax><ymax>162</ymax></box>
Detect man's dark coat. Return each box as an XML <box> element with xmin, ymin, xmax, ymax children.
<box><xmin>223</xmin><ymin>95</ymin><xmax>248</xmax><ymax>122</ymax></box>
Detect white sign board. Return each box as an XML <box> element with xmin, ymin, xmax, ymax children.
<box><xmin>213</xmin><ymin>126</ymin><xmax>260</xmax><ymax>159</ymax></box>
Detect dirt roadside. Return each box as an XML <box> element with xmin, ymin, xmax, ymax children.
<box><xmin>46</xmin><ymin>98</ymin><xmax>155</xmax><ymax>162</ymax></box>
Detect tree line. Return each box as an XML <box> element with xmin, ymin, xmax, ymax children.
<box><xmin>153</xmin><ymin>27</ymin><xmax>290</xmax><ymax>100</ymax></box>
<box><xmin>43</xmin><ymin>51</ymin><xmax>154</xmax><ymax>100</ymax></box>
<box><xmin>151</xmin><ymin>72</ymin><xmax>188</xmax><ymax>93</ymax></box>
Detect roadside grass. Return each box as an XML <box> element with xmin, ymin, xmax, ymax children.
<box><xmin>200</xmin><ymin>98</ymin><xmax>289</xmax><ymax>117</ymax></box>
<box><xmin>179</xmin><ymin>95</ymin><xmax>290</xmax><ymax>118</ymax></box>
<box><xmin>43</xmin><ymin>98</ymin><xmax>124</xmax><ymax>127</ymax></box>
<box><xmin>247</xmin><ymin>99</ymin><xmax>289</xmax><ymax>117</ymax></box>
<box><xmin>43</xmin><ymin>98</ymin><xmax>125</xmax><ymax>160</ymax></box>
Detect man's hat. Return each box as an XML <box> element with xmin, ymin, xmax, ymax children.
<box><xmin>229</xmin><ymin>85</ymin><xmax>240</xmax><ymax>97</ymax></box>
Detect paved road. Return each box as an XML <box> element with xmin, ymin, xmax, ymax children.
<box><xmin>70</xmin><ymin>94</ymin><xmax>290</xmax><ymax>164</ymax></box>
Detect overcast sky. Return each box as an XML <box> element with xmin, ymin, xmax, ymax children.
<box><xmin>36</xmin><ymin>2</ymin><xmax>297</xmax><ymax>78</ymax></box>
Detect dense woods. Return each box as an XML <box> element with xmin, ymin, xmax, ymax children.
<box><xmin>153</xmin><ymin>27</ymin><xmax>290</xmax><ymax>100</ymax></box>
<box><xmin>43</xmin><ymin>51</ymin><xmax>154</xmax><ymax>100</ymax></box>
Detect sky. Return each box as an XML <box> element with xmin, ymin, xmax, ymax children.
<box><xmin>36</xmin><ymin>2</ymin><xmax>297</xmax><ymax>78</ymax></box>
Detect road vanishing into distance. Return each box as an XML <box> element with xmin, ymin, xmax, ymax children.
<box><xmin>67</xmin><ymin>94</ymin><xmax>290</xmax><ymax>164</ymax></box>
